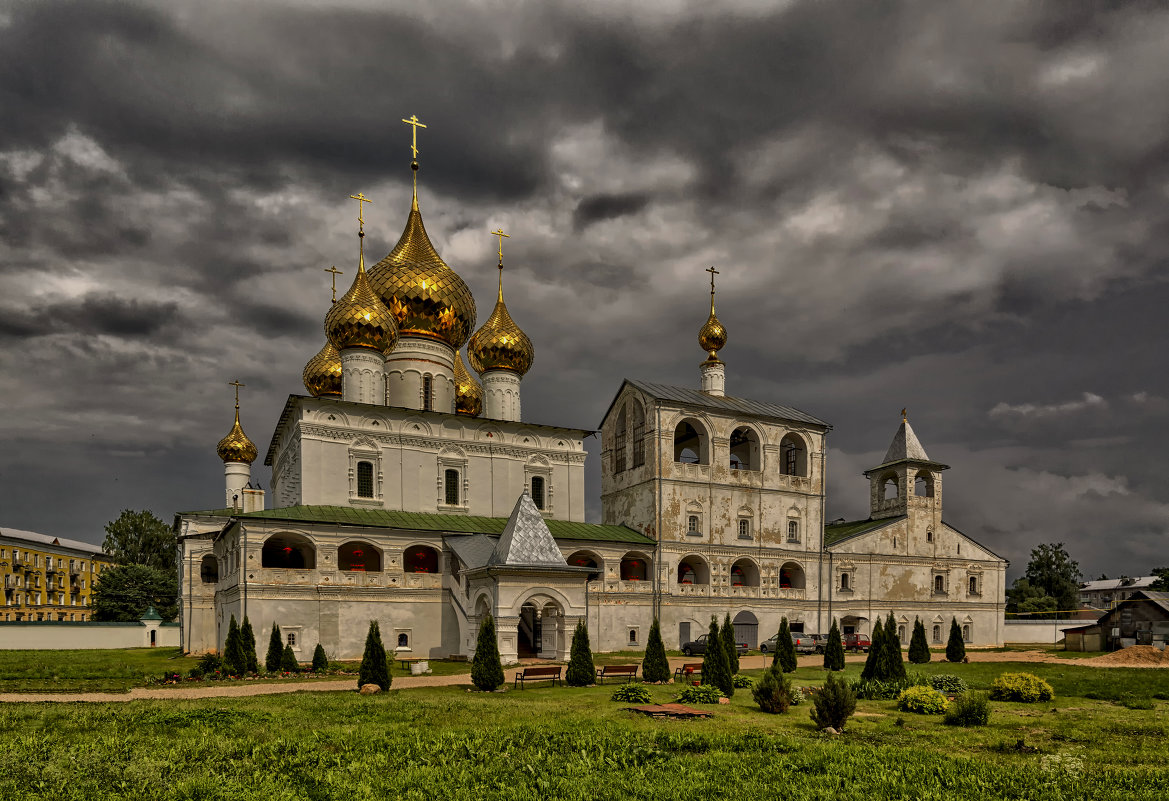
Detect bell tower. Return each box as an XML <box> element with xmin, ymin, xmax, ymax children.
<box><xmin>864</xmin><ymin>411</ymin><xmax>948</xmax><ymax>525</ymax></box>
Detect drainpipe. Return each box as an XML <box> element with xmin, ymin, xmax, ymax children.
<box><xmin>242</xmin><ymin>522</ymin><xmax>248</xmax><ymax>622</ymax></box>
<box><xmin>818</xmin><ymin>437</ymin><xmax>828</xmax><ymax>632</ymax></box>
<box><xmin>655</xmin><ymin>402</ymin><xmax>663</xmax><ymax>623</ymax></box>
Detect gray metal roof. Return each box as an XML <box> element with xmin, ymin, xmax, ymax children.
<box><xmin>616</xmin><ymin>379</ymin><xmax>830</xmax><ymax>428</ymax></box>
<box><xmin>489</xmin><ymin>492</ymin><xmax>568</xmax><ymax>567</ymax></box>
<box><xmin>446</xmin><ymin>533</ymin><xmax>497</xmax><ymax>570</ymax></box>
<box><xmin>0</xmin><ymin>526</ymin><xmax>107</xmax><ymax>556</ymax></box>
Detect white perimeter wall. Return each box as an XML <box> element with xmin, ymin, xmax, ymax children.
<box><xmin>0</xmin><ymin>623</ymin><xmax>180</xmax><ymax>650</ymax></box>
<box><xmin>1003</xmin><ymin>619</ymin><xmax>1086</xmax><ymax>644</ymax></box>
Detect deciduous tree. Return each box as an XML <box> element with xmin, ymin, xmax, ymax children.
<box><xmin>91</xmin><ymin>564</ymin><xmax>177</xmax><ymax>622</ymax></box>
<box><xmin>102</xmin><ymin>509</ymin><xmax>178</xmax><ymax>573</ymax></box>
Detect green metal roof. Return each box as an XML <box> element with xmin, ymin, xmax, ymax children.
<box><xmin>823</xmin><ymin>516</ymin><xmax>905</xmax><ymax>547</ymax></box>
<box><xmin>181</xmin><ymin>505</ymin><xmax>653</xmax><ymax>545</ymax></box>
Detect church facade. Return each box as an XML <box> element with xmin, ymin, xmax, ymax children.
<box><xmin>176</xmin><ymin>134</ymin><xmax>1006</xmax><ymax>662</ymax></box>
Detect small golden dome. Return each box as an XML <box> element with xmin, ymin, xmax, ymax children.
<box><xmin>699</xmin><ymin>311</ymin><xmax>727</xmax><ymax>363</ymax></box>
<box><xmin>325</xmin><ymin>264</ymin><xmax>398</xmax><ymax>353</ymax></box>
<box><xmin>217</xmin><ymin>408</ymin><xmax>257</xmax><ymax>464</ymax></box>
<box><xmin>453</xmin><ymin>348</ymin><xmax>483</xmax><ymax>417</ymax></box>
<box><xmin>367</xmin><ymin>202</ymin><xmax>477</xmax><ymax>349</ymax></box>
<box><xmin>302</xmin><ymin>340</ymin><xmax>342</xmax><ymax>397</ymax></box>
<box><xmin>468</xmin><ymin>270</ymin><xmax>534</xmax><ymax>376</ymax></box>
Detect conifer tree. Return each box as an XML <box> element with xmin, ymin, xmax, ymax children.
<box><xmin>773</xmin><ymin>617</ymin><xmax>797</xmax><ymax>673</ymax></box>
<box><xmin>281</xmin><ymin>643</ymin><xmax>300</xmax><ymax>673</ymax></box>
<box><xmin>721</xmin><ymin>613</ymin><xmax>740</xmax><ymax>675</ymax></box>
<box><xmin>240</xmin><ymin>616</ymin><xmax>259</xmax><ymax>674</ymax></box>
<box><xmin>701</xmin><ymin>616</ymin><xmax>734</xmax><ymax>696</ymax></box>
<box><xmin>946</xmin><ymin>617</ymin><xmax>966</xmax><ymax>663</ymax></box>
<box><xmin>641</xmin><ymin>618</ymin><xmax>670</xmax><ymax>683</ymax></box>
<box><xmin>312</xmin><ymin>643</ymin><xmax>329</xmax><ymax>672</ymax></box>
<box><xmin>823</xmin><ymin>618</ymin><xmax>845</xmax><ymax>671</ymax></box>
<box><xmin>471</xmin><ymin>615</ymin><xmax>504</xmax><ymax>691</ymax></box>
<box><xmin>358</xmin><ymin>619</ymin><xmax>391</xmax><ymax>690</ymax></box>
<box><xmin>908</xmin><ymin>617</ymin><xmax>931</xmax><ymax>664</ymax></box>
<box><xmin>566</xmin><ymin>619</ymin><xmax>596</xmax><ymax>686</ymax></box>
<box><xmin>860</xmin><ymin>618</ymin><xmax>884</xmax><ymax>681</ymax></box>
<box><xmin>223</xmin><ymin>614</ymin><xmax>246</xmax><ymax>676</ymax></box>
<box><xmin>266</xmin><ymin>623</ymin><xmax>283</xmax><ymax>673</ymax></box>
<box><xmin>884</xmin><ymin>611</ymin><xmax>907</xmax><ymax>680</ymax></box>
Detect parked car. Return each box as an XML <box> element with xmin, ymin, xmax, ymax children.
<box><xmin>681</xmin><ymin>634</ymin><xmax>748</xmax><ymax>657</ymax></box>
<box><xmin>842</xmin><ymin>633</ymin><xmax>871</xmax><ymax>652</ymax></box>
<box><xmin>759</xmin><ymin>633</ymin><xmax>823</xmax><ymax>654</ymax></box>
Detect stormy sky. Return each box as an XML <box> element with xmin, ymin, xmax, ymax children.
<box><xmin>2</xmin><ymin>0</ymin><xmax>1168</xmax><ymax>580</ymax></box>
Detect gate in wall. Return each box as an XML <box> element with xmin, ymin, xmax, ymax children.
<box><xmin>733</xmin><ymin>611</ymin><xmax>759</xmax><ymax>649</ymax></box>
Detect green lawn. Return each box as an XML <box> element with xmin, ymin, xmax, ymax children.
<box><xmin>1</xmin><ymin>658</ymin><xmax>1167</xmax><ymax>799</ymax></box>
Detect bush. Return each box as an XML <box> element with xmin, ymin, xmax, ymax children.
<box><xmin>700</xmin><ymin>616</ymin><xmax>734</xmax><ymax>697</ymax></box>
<box><xmin>471</xmin><ymin>615</ymin><xmax>504</xmax><ymax>692</ymax></box>
<box><xmin>266</xmin><ymin>623</ymin><xmax>283</xmax><ymax>673</ymax></box>
<box><xmin>566</xmin><ymin>619</ymin><xmax>596</xmax><ymax>687</ymax></box>
<box><xmin>611</xmin><ymin>684</ymin><xmax>651</xmax><ymax>703</ymax></box>
<box><xmin>773</xmin><ymin>617</ymin><xmax>797</xmax><ymax>673</ymax></box>
<box><xmin>641</xmin><ymin>618</ymin><xmax>671</xmax><ymax>683</ymax></box>
<box><xmin>732</xmin><ymin>674</ymin><xmax>754</xmax><ymax>688</ymax></box>
<box><xmin>883</xmin><ymin>611</ymin><xmax>907</xmax><ymax>681</ymax></box>
<box><xmin>312</xmin><ymin>643</ymin><xmax>328</xmax><ymax>672</ymax></box>
<box><xmin>929</xmin><ymin>674</ymin><xmax>969</xmax><ymax>695</ymax></box>
<box><xmin>860</xmin><ymin>619</ymin><xmax>884</xmax><ymax>681</ymax></box>
<box><xmin>281</xmin><ymin>644</ymin><xmax>300</xmax><ymax>673</ymax></box>
<box><xmin>946</xmin><ymin>617</ymin><xmax>966</xmax><ymax>663</ymax></box>
<box><xmin>944</xmin><ymin>692</ymin><xmax>990</xmax><ymax>726</ymax></box>
<box><xmin>810</xmin><ymin>672</ymin><xmax>856</xmax><ymax>731</ymax></box>
<box><xmin>223</xmin><ymin>615</ymin><xmax>246</xmax><ymax>676</ymax></box>
<box><xmin>678</xmin><ymin>684</ymin><xmax>725</xmax><ymax>704</ymax></box>
<box><xmin>187</xmin><ymin>666</ymin><xmax>204</xmax><ymax>680</ymax></box>
<box><xmin>752</xmin><ymin>667</ymin><xmax>792</xmax><ymax>714</ymax></box>
<box><xmin>197</xmin><ymin>653</ymin><xmax>223</xmax><ymax>675</ymax></box>
<box><xmin>790</xmin><ymin>686</ymin><xmax>805</xmax><ymax>705</ymax></box>
<box><xmin>823</xmin><ymin>618</ymin><xmax>845</xmax><ymax>671</ymax></box>
<box><xmin>240</xmin><ymin>617</ymin><xmax>259</xmax><ymax>674</ymax></box>
<box><xmin>357</xmin><ymin>620</ymin><xmax>391</xmax><ymax>691</ymax></box>
<box><xmin>908</xmin><ymin>617</ymin><xmax>931</xmax><ymax>664</ymax></box>
<box><xmin>897</xmin><ymin>685</ymin><xmax>949</xmax><ymax>714</ymax></box>
<box><xmin>851</xmin><ymin>677</ymin><xmax>919</xmax><ymax>700</ymax></box>
<box><xmin>721</xmin><ymin>614</ymin><xmax>739</xmax><ymax>676</ymax></box>
<box><xmin>990</xmin><ymin>672</ymin><xmax>1054</xmax><ymax>703</ymax></box>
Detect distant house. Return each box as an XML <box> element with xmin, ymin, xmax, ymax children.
<box><xmin>1063</xmin><ymin>591</ymin><xmax>1169</xmax><ymax>652</ymax></box>
<box><xmin>1079</xmin><ymin>576</ymin><xmax>1158</xmax><ymax>610</ymax></box>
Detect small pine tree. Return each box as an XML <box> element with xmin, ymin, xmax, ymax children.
<box><xmin>471</xmin><ymin>615</ymin><xmax>505</xmax><ymax>691</ymax></box>
<box><xmin>884</xmin><ymin>611</ymin><xmax>906</xmax><ymax>680</ymax></box>
<box><xmin>773</xmin><ymin>617</ymin><xmax>797</xmax><ymax>673</ymax></box>
<box><xmin>358</xmin><ymin>619</ymin><xmax>391</xmax><ymax>690</ymax></box>
<box><xmin>641</xmin><ymin>618</ymin><xmax>670</xmax><ymax>683</ymax></box>
<box><xmin>566</xmin><ymin>619</ymin><xmax>596</xmax><ymax>687</ymax></box>
<box><xmin>223</xmin><ymin>614</ymin><xmax>246</xmax><ymax>675</ymax></box>
<box><xmin>701</xmin><ymin>616</ymin><xmax>734</xmax><ymax>697</ymax></box>
<box><xmin>946</xmin><ymin>617</ymin><xmax>966</xmax><ymax>663</ymax></box>
<box><xmin>860</xmin><ymin>618</ymin><xmax>884</xmax><ymax>681</ymax></box>
<box><xmin>281</xmin><ymin>643</ymin><xmax>300</xmax><ymax>673</ymax></box>
<box><xmin>312</xmin><ymin>643</ymin><xmax>328</xmax><ymax>672</ymax></box>
<box><xmin>823</xmin><ymin>618</ymin><xmax>845</xmax><ymax>671</ymax></box>
<box><xmin>908</xmin><ymin>617</ymin><xmax>931</xmax><ymax>664</ymax></box>
<box><xmin>265</xmin><ymin>623</ymin><xmax>283</xmax><ymax>673</ymax></box>
<box><xmin>721</xmin><ymin>613</ymin><xmax>740</xmax><ymax>676</ymax></box>
<box><xmin>240</xmin><ymin>616</ymin><xmax>259</xmax><ymax>674</ymax></box>
<box><xmin>752</xmin><ymin>666</ymin><xmax>793</xmax><ymax>713</ymax></box>
<box><xmin>810</xmin><ymin>671</ymin><xmax>857</xmax><ymax>731</ymax></box>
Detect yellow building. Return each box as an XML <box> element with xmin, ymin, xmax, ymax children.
<box><xmin>0</xmin><ymin>527</ymin><xmax>113</xmax><ymax>622</ymax></box>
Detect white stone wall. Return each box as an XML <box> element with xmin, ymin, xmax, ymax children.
<box><xmin>0</xmin><ymin>622</ymin><xmax>180</xmax><ymax>649</ymax></box>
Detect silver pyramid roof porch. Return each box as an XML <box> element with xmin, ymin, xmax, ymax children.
<box><xmin>488</xmin><ymin>491</ymin><xmax>569</xmax><ymax>567</ymax></box>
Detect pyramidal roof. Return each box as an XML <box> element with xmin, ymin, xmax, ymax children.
<box><xmin>488</xmin><ymin>492</ymin><xmax>568</xmax><ymax>567</ymax></box>
<box><xmin>883</xmin><ymin>419</ymin><xmax>931</xmax><ymax>463</ymax></box>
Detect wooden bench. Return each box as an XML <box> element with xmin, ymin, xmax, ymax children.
<box><xmin>673</xmin><ymin>662</ymin><xmax>703</xmax><ymax>682</ymax></box>
<box><xmin>514</xmin><ymin>665</ymin><xmax>562</xmax><ymax>689</ymax></box>
<box><xmin>396</xmin><ymin>657</ymin><xmax>425</xmax><ymax>670</ymax></box>
<box><xmin>596</xmin><ymin>664</ymin><xmax>639</xmax><ymax>684</ymax></box>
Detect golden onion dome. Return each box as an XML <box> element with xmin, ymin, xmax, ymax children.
<box><xmin>453</xmin><ymin>348</ymin><xmax>483</xmax><ymax>417</ymax></box>
<box><xmin>699</xmin><ymin>310</ymin><xmax>727</xmax><ymax>363</ymax></box>
<box><xmin>367</xmin><ymin>196</ymin><xmax>477</xmax><ymax>349</ymax></box>
<box><xmin>302</xmin><ymin>340</ymin><xmax>342</xmax><ymax>397</ymax></box>
<box><xmin>217</xmin><ymin>407</ymin><xmax>258</xmax><ymax>464</ymax></box>
<box><xmin>468</xmin><ymin>268</ymin><xmax>534</xmax><ymax>376</ymax></box>
<box><xmin>325</xmin><ymin>262</ymin><xmax>398</xmax><ymax>354</ymax></box>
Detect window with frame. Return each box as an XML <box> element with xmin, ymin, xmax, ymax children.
<box><xmin>738</xmin><ymin>519</ymin><xmax>751</xmax><ymax>539</ymax></box>
<box><xmin>933</xmin><ymin>575</ymin><xmax>945</xmax><ymax>594</ymax></box>
<box><xmin>631</xmin><ymin>401</ymin><xmax>645</xmax><ymax>467</ymax></box>
<box><xmin>286</xmin><ymin>632</ymin><xmax>296</xmax><ymax>647</ymax></box>
<box><xmin>932</xmin><ymin>624</ymin><xmax>941</xmax><ymax>643</ymax></box>
<box><xmin>356</xmin><ymin>461</ymin><xmax>374</xmax><ymax>498</ymax></box>
<box><xmin>531</xmin><ymin>476</ymin><xmax>546</xmax><ymax>510</ymax></box>
<box><xmin>787</xmin><ymin>520</ymin><xmax>799</xmax><ymax>542</ymax></box>
<box><xmin>614</xmin><ymin>406</ymin><xmax>627</xmax><ymax>473</ymax></box>
<box><xmin>840</xmin><ymin>572</ymin><xmax>850</xmax><ymax>591</ymax></box>
<box><xmin>962</xmin><ymin>624</ymin><xmax>971</xmax><ymax>643</ymax></box>
<box><xmin>968</xmin><ymin>576</ymin><xmax>979</xmax><ymax>596</ymax></box>
<box><xmin>422</xmin><ymin>375</ymin><xmax>433</xmax><ymax>411</ymax></box>
<box><xmin>444</xmin><ymin>469</ymin><xmax>460</xmax><ymax>506</ymax></box>
<box><xmin>687</xmin><ymin>515</ymin><xmax>699</xmax><ymax>535</ymax></box>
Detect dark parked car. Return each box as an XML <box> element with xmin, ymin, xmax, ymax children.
<box><xmin>681</xmin><ymin>634</ymin><xmax>748</xmax><ymax>657</ymax></box>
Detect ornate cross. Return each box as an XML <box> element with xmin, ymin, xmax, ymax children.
<box><xmin>491</xmin><ymin>228</ymin><xmax>510</xmax><ymax>265</ymax></box>
<box><xmin>706</xmin><ymin>265</ymin><xmax>719</xmax><ymax>294</ymax></box>
<box><xmin>349</xmin><ymin>193</ymin><xmax>373</xmax><ymax>232</ymax></box>
<box><xmin>228</xmin><ymin>380</ymin><xmax>245</xmax><ymax>409</ymax></box>
<box><xmin>401</xmin><ymin>114</ymin><xmax>427</xmax><ymax>159</ymax></box>
<box><xmin>324</xmin><ymin>266</ymin><xmax>343</xmax><ymax>303</ymax></box>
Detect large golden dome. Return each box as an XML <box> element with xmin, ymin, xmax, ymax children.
<box><xmin>468</xmin><ymin>270</ymin><xmax>534</xmax><ymax>376</ymax></box>
<box><xmin>453</xmin><ymin>348</ymin><xmax>483</xmax><ymax>416</ymax></box>
<box><xmin>367</xmin><ymin>198</ymin><xmax>477</xmax><ymax>349</ymax></box>
<box><xmin>217</xmin><ymin>408</ymin><xmax>258</xmax><ymax>464</ymax></box>
<box><xmin>302</xmin><ymin>340</ymin><xmax>342</xmax><ymax>397</ymax></box>
<box><xmin>325</xmin><ymin>261</ymin><xmax>398</xmax><ymax>354</ymax></box>
<box><xmin>699</xmin><ymin>310</ymin><xmax>727</xmax><ymax>363</ymax></box>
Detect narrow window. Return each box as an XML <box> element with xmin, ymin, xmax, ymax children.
<box><xmin>738</xmin><ymin>519</ymin><xmax>750</xmax><ymax>539</ymax></box>
<box><xmin>631</xmin><ymin>401</ymin><xmax>646</xmax><ymax>468</ymax></box>
<box><xmin>840</xmin><ymin>572</ymin><xmax>850</xmax><ymax>591</ymax></box>
<box><xmin>787</xmin><ymin>520</ymin><xmax>799</xmax><ymax>543</ymax></box>
<box><xmin>614</xmin><ymin>406</ymin><xmax>627</xmax><ymax>473</ymax></box>
<box><xmin>962</xmin><ymin>624</ymin><xmax>971</xmax><ymax>643</ymax></box>
<box><xmin>398</xmin><ymin>633</ymin><xmax>409</xmax><ymax>648</ymax></box>
<box><xmin>445</xmin><ymin>469</ymin><xmax>460</xmax><ymax>506</ymax></box>
<box><xmin>932</xmin><ymin>625</ymin><xmax>941</xmax><ymax>643</ymax></box>
<box><xmin>287</xmin><ymin>632</ymin><xmax>296</xmax><ymax>647</ymax></box>
<box><xmin>926</xmin><ymin>530</ymin><xmax>933</xmax><ymax>543</ymax></box>
<box><xmin>687</xmin><ymin>515</ymin><xmax>699</xmax><ymax>535</ymax></box>
<box><xmin>531</xmin><ymin>476</ymin><xmax>546</xmax><ymax>510</ymax></box>
<box><xmin>628</xmin><ymin>629</ymin><xmax>637</xmax><ymax>645</ymax></box>
<box><xmin>934</xmin><ymin>575</ymin><xmax>945</xmax><ymax>594</ymax></box>
<box><xmin>969</xmin><ymin>576</ymin><xmax>978</xmax><ymax>596</ymax></box>
<box><xmin>422</xmin><ymin>375</ymin><xmax>433</xmax><ymax>411</ymax></box>
<box><xmin>898</xmin><ymin>625</ymin><xmax>906</xmax><ymax>641</ymax></box>
<box><xmin>356</xmin><ymin>461</ymin><xmax>374</xmax><ymax>498</ymax></box>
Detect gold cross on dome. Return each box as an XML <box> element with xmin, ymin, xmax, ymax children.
<box><xmin>706</xmin><ymin>265</ymin><xmax>719</xmax><ymax>294</ymax></box>
<box><xmin>228</xmin><ymin>380</ymin><xmax>245</xmax><ymax>409</ymax></box>
<box><xmin>349</xmin><ymin>193</ymin><xmax>373</xmax><ymax>232</ymax></box>
<box><xmin>401</xmin><ymin>114</ymin><xmax>427</xmax><ymax>159</ymax></box>
<box><xmin>324</xmin><ymin>266</ymin><xmax>343</xmax><ymax>302</ymax></box>
<box><xmin>491</xmin><ymin>228</ymin><xmax>510</xmax><ymax>265</ymax></box>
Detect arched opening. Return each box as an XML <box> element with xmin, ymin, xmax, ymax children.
<box><xmin>934</xmin><ymin>575</ymin><xmax>945</xmax><ymax>594</ymax></box>
<box><xmin>729</xmin><ymin>426</ymin><xmax>759</xmax><ymax>470</ymax></box>
<box><xmin>567</xmin><ymin>551</ymin><xmax>603</xmax><ymax>581</ymax></box>
<box><xmin>338</xmin><ymin>541</ymin><xmax>382</xmax><ymax>572</ymax></box>
<box><xmin>673</xmin><ymin>420</ymin><xmax>706</xmax><ymax>464</ymax></box>
<box><xmin>676</xmin><ymin>555</ymin><xmax>710</xmax><ymax>586</ymax></box>
<box><xmin>840</xmin><ymin>572</ymin><xmax>850</xmax><ymax>591</ymax></box>
<box><xmin>261</xmin><ymin>533</ymin><xmax>316</xmax><ymax>569</ymax></box>
<box><xmin>779</xmin><ymin>561</ymin><xmax>805</xmax><ymax>589</ymax></box>
<box><xmin>914</xmin><ymin>471</ymin><xmax>934</xmax><ymax>497</ymax></box>
<box><xmin>531</xmin><ymin>475</ymin><xmax>546</xmax><ymax>510</ymax></box>
<box><xmin>199</xmin><ymin>555</ymin><xmax>218</xmax><ymax>584</ymax></box>
<box><xmin>962</xmin><ymin>624</ymin><xmax>971</xmax><ymax>642</ymax></box>
<box><xmin>932</xmin><ymin>624</ymin><xmax>941</xmax><ymax>643</ymax></box>
<box><xmin>620</xmin><ymin>553</ymin><xmax>650</xmax><ymax>581</ymax></box>
<box><xmin>880</xmin><ymin>473</ymin><xmax>899</xmax><ymax>501</ymax></box>
<box><xmin>398</xmin><ymin>633</ymin><xmax>409</xmax><ymax>648</ymax></box>
<box><xmin>730</xmin><ymin>559</ymin><xmax>760</xmax><ymax>587</ymax></box>
<box><xmin>628</xmin><ymin>628</ymin><xmax>638</xmax><ymax>645</ymax></box>
<box><xmin>614</xmin><ymin>405</ymin><xmax>627</xmax><ymax>473</ymax></box>
<box><xmin>631</xmin><ymin>400</ymin><xmax>646</xmax><ymax>468</ymax></box>
<box><xmin>780</xmin><ymin>433</ymin><xmax>807</xmax><ymax>477</ymax></box>
<box><xmin>733</xmin><ymin>611</ymin><xmax>759</xmax><ymax>648</ymax></box>
<box><xmin>404</xmin><ymin>545</ymin><xmax>440</xmax><ymax>574</ymax></box>
<box><xmin>926</xmin><ymin>530</ymin><xmax>933</xmax><ymax>543</ymax></box>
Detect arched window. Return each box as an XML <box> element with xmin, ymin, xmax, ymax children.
<box><xmin>840</xmin><ymin>572</ymin><xmax>850</xmax><ymax>591</ymax></box>
<box><xmin>398</xmin><ymin>633</ymin><xmax>409</xmax><ymax>648</ymax></box>
<box><xmin>404</xmin><ymin>546</ymin><xmax>439</xmax><ymax>574</ymax></box>
<box><xmin>729</xmin><ymin>426</ymin><xmax>758</xmax><ymax>470</ymax></box>
<box><xmin>422</xmin><ymin>375</ymin><xmax>433</xmax><ymax>412</ymax></box>
<box><xmin>261</xmin><ymin>534</ymin><xmax>316</xmax><ymax>569</ymax></box>
<box><xmin>631</xmin><ymin>400</ymin><xmax>646</xmax><ymax>468</ymax></box>
<box><xmin>673</xmin><ymin>421</ymin><xmax>706</xmax><ymax>464</ymax></box>
<box><xmin>898</xmin><ymin>624</ymin><xmax>906</xmax><ymax>640</ymax></box>
<box><xmin>620</xmin><ymin>554</ymin><xmax>649</xmax><ymax>581</ymax></box>
<box><xmin>915</xmin><ymin>471</ymin><xmax>934</xmax><ymax>497</ymax></box>
<box><xmin>199</xmin><ymin>555</ymin><xmax>218</xmax><ymax>584</ymax></box>
<box><xmin>286</xmin><ymin>631</ymin><xmax>297</xmax><ymax>647</ymax></box>
<box><xmin>738</xmin><ymin>519</ymin><xmax>751</xmax><ymax>539</ymax></box>
<box><xmin>787</xmin><ymin>520</ymin><xmax>799</xmax><ymax>543</ymax></box>
<box><xmin>628</xmin><ymin>629</ymin><xmax>638</xmax><ymax>645</ymax></box>
<box><xmin>567</xmin><ymin>551</ymin><xmax>602</xmax><ymax>581</ymax></box>
<box><xmin>881</xmin><ymin>473</ymin><xmax>899</xmax><ymax>501</ymax></box>
<box><xmin>968</xmin><ymin>576</ymin><xmax>979</xmax><ymax>596</ymax></box>
<box><xmin>932</xmin><ymin>624</ymin><xmax>941</xmax><ymax>643</ymax></box>
<box><xmin>338</xmin><ymin>541</ymin><xmax>382</xmax><ymax>572</ymax></box>
<box><xmin>531</xmin><ymin>476</ymin><xmax>546</xmax><ymax>510</ymax></box>
<box><xmin>444</xmin><ymin>469</ymin><xmax>460</xmax><ymax>506</ymax></box>
<box><xmin>934</xmin><ymin>575</ymin><xmax>945</xmax><ymax>594</ymax></box>
<box><xmin>687</xmin><ymin>515</ymin><xmax>700</xmax><ymax>535</ymax></box>
<box><xmin>356</xmin><ymin>461</ymin><xmax>374</xmax><ymax>498</ymax></box>
<box><xmin>779</xmin><ymin>562</ymin><xmax>805</xmax><ymax>589</ymax></box>
<box><xmin>780</xmin><ymin>433</ymin><xmax>807</xmax><ymax>477</ymax></box>
<box><xmin>677</xmin><ymin>556</ymin><xmax>709</xmax><ymax>585</ymax></box>
<box><xmin>614</xmin><ymin>406</ymin><xmax>627</xmax><ymax>473</ymax></box>
<box><xmin>926</xmin><ymin>530</ymin><xmax>933</xmax><ymax>543</ymax></box>
<box><xmin>730</xmin><ymin>559</ymin><xmax>760</xmax><ymax>587</ymax></box>
<box><xmin>962</xmin><ymin>624</ymin><xmax>971</xmax><ymax>643</ymax></box>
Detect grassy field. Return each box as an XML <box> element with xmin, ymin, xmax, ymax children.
<box><xmin>1</xmin><ymin>658</ymin><xmax>1167</xmax><ymax>799</ymax></box>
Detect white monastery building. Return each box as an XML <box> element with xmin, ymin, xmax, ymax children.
<box><xmin>176</xmin><ymin>130</ymin><xmax>1007</xmax><ymax>662</ymax></box>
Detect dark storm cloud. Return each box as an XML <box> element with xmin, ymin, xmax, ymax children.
<box><xmin>0</xmin><ymin>294</ymin><xmax>179</xmax><ymax>340</ymax></box>
<box><xmin>573</xmin><ymin>193</ymin><xmax>651</xmax><ymax>231</ymax></box>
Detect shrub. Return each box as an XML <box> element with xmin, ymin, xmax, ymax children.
<box><xmin>823</xmin><ymin>618</ymin><xmax>845</xmax><ymax>671</ymax></box>
<box><xmin>897</xmin><ymin>685</ymin><xmax>949</xmax><ymax>714</ymax></box>
<box><xmin>223</xmin><ymin>615</ymin><xmax>246</xmax><ymax>676</ymax></box>
<box><xmin>280</xmin><ymin>644</ymin><xmax>300</xmax><ymax>673</ymax></box>
<box><xmin>810</xmin><ymin>672</ymin><xmax>856</xmax><ymax>731</ymax></box>
<box><xmin>990</xmin><ymin>672</ymin><xmax>1054</xmax><ymax>703</ymax></box>
<box><xmin>266</xmin><ymin>623</ymin><xmax>283</xmax><ymax>673</ymax></box>
<box><xmin>752</xmin><ymin>667</ymin><xmax>792</xmax><ymax>714</ymax></box>
<box><xmin>566</xmin><ymin>619</ymin><xmax>596</xmax><ymax>687</ymax></box>
<box><xmin>611</xmin><ymin>683</ymin><xmax>652</xmax><ymax>703</ymax></box>
<box><xmin>641</xmin><ymin>618</ymin><xmax>671</xmax><ymax>683</ymax></box>
<box><xmin>773</xmin><ymin>617</ymin><xmax>797</xmax><ymax>673</ymax></box>
<box><xmin>197</xmin><ymin>652</ymin><xmax>223</xmax><ymax>675</ymax></box>
<box><xmin>358</xmin><ymin>620</ymin><xmax>391</xmax><ymax>691</ymax></box>
<box><xmin>929</xmin><ymin>674</ymin><xmax>969</xmax><ymax>695</ymax></box>
<box><xmin>946</xmin><ymin>617</ymin><xmax>966</xmax><ymax>663</ymax></box>
<box><xmin>908</xmin><ymin>617</ymin><xmax>930</xmax><ymax>664</ymax></box>
<box><xmin>860</xmin><ymin>619</ymin><xmax>884</xmax><ymax>681</ymax></box>
<box><xmin>700</xmin><ymin>616</ymin><xmax>734</xmax><ymax>697</ymax></box>
<box><xmin>187</xmin><ymin>666</ymin><xmax>204</xmax><ymax>680</ymax></box>
<box><xmin>732</xmin><ymin>673</ymin><xmax>754</xmax><ymax>688</ymax></box>
<box><xmin>721</xmin><ymin>614</ymin><xmax>740</xmax><ymax>675</ymax></box>
<box><xmin>790</xmin><ymin>686</ymin><xmax>805</xmax><ymax>705</ymax></box>
<box><xmin>883</xmin><ymin>611</ymin><xmax>907</xmax><ymax>681</ymax></box>
<box><xmin>471</xmin><ymin>615</ymin><xmax>504</xmax><ymax>692</ymax></box>
<box><xmin>944</xmin><ymin>692</ymin><xmax>990</xmax><ymax>726</ymax></box>
<box><xmin>678</xmin><ymin>684</ymin><xmax>724</xmax><ymax>704</ymax></box>
<box><xmin>240</xmin><ymin>616</ymin><xmax>259</xmax><ymax>674</ymax></box>
<box><xmin>851</xmin><ymin>677</ymin><xmax>910</xmax><ymax>700</ymax></box>
<box><xmin>312</xmin><ymin>643</ymin><xmax>328</xmax><ymax>672</ymax></box>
